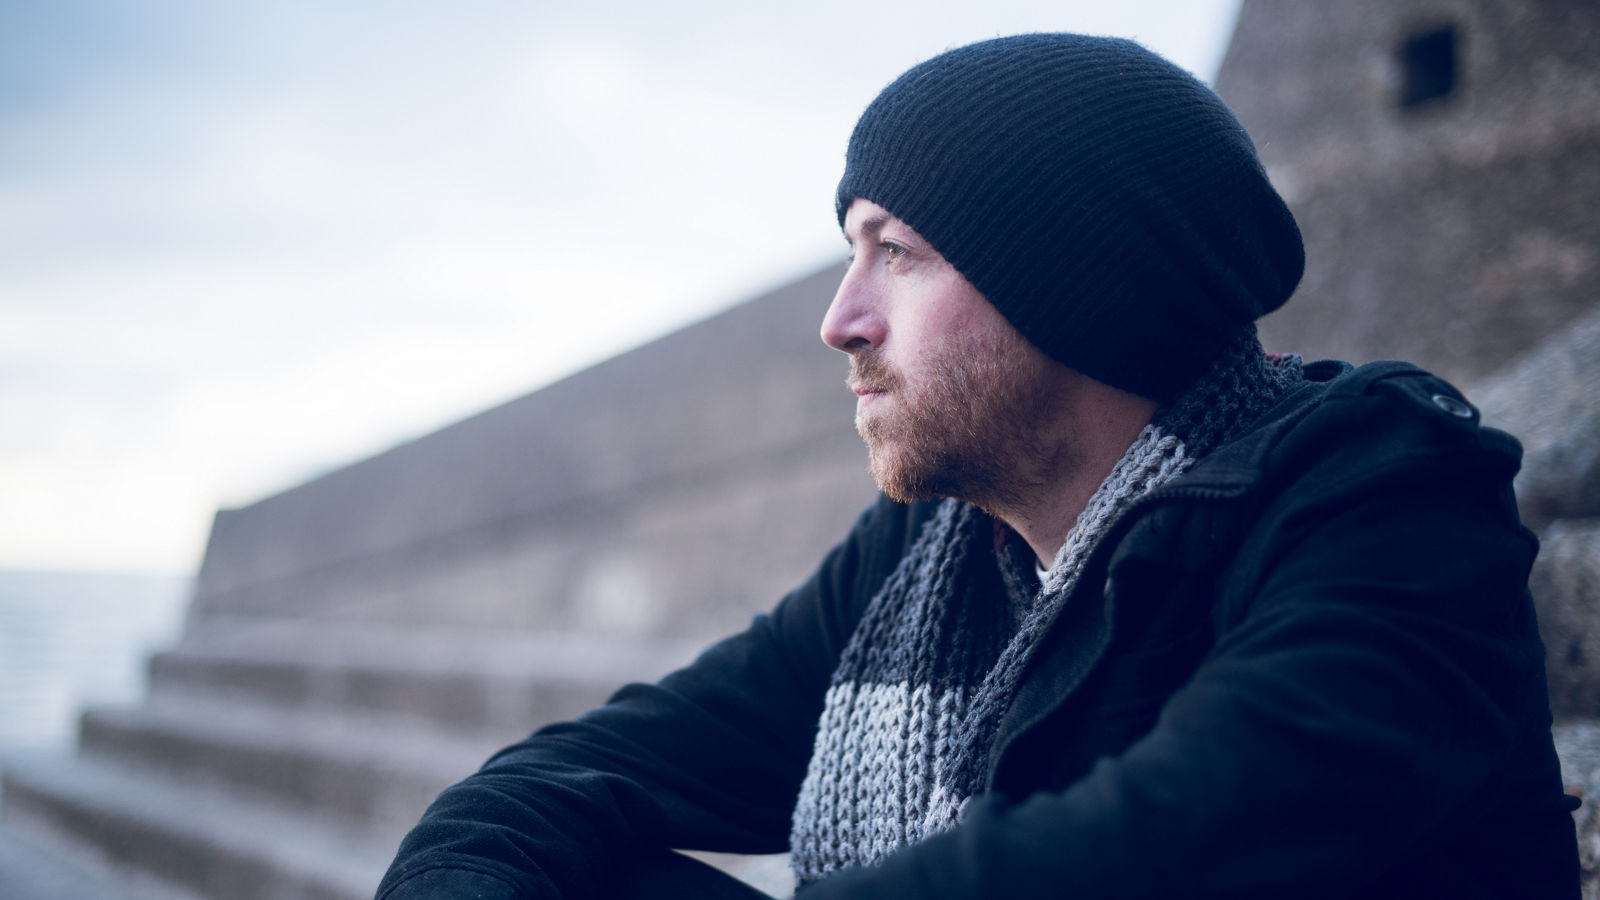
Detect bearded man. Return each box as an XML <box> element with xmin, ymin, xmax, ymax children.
<box><xmin>376</xmin><ymin>33</ymin><xmax>1579</xmax><ymax>899</ymax></box>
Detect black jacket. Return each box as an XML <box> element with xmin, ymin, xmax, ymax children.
<box><xmin>377</xmin><ymin>361</ymin><xmax>1579</xmax><ymax>899</ymax></box>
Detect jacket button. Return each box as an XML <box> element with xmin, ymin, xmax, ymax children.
<box><xmin>1431</xmin><ymin>393</ymin><xmax>1474</xmax><ymax>419</ymax></box>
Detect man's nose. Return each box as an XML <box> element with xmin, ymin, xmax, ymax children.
<box><xmin>820</xmin><ymin>265</ymin><xmax>885</xmax><ymax>353</ymax></box>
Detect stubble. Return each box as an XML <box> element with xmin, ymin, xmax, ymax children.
<box><xmin>850</xmin><ymin>329</ymin><xmax>1064</xmax><ymax>513</ymax></box>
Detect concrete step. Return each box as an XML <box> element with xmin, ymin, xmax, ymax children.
<box><xmin>2</xmin><ymin>752</ymin><xmax>391</xmax><ymax>900</ymax></box>
<box><xmin>0</xmin><ymin>812</ymin><xmax>182</xmax><ymax>900</ymax></box>
<box><xmin>150</xmin><ymin>619</ymin><xmax>707</xmax><ymax>732</ymax></box>
<box><xmin>78</xmin><ymin>692</ymin><xmax>499</xmax><ymax>845</ymax></box>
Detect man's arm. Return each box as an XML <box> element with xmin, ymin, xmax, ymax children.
<box><xmin>375</xmin><ymin>496</ymin><xmax>927</xmax><ymax>900</ymax></box>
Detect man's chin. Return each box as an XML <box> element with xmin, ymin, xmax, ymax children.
<box><xmin>872</xmin><ymin>473</ymin><xmax>934</xmax><ymax>506</ymax></box>
<box><xmin>865</xmin><ymin>445</ymin><xmax>940</xmax><ymax>505</ymax></box>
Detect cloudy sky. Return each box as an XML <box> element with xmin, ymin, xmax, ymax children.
<box><xmin>1</xmin><ymin>0</ymin><xmax>1242</xmax><ymax>574</ymax></box>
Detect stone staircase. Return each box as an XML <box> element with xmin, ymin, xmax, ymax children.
<box><xmin>2</xmin><ymin>622</ymin><xmax>711</xmax><ymax>900</ymax></box>
<box><xmin>0</xmin><ymin>263</ymin><xmax>868</xmax><ymax>900</ymax></box>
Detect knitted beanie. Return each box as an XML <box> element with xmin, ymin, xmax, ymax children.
<box><xmin>836</xmin><ymin>33</ymin><xmax>1304</xmax><ymax>403</ymax></box>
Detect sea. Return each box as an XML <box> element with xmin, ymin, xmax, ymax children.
<box><xmin>0</xmin><ymin>569</ymin><xmax>190</xmax><ymax>753</ymax></box>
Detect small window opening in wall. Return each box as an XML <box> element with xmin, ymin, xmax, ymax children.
<box><xmin>1397</xmin><ymin>25</ymin><xmax>1458</xmax><ymax>110</ymax></box>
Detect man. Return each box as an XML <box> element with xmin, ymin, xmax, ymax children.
<box><xmin>377</xmin><ymin>33</ymin><xmax>1579</xmax><ymax>898</ymax></box>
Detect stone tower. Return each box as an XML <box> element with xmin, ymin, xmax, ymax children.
<box><xmin>1215</xmin><ymin>0</ymin><xmax>1599</xmax><ymax>387</ymax></box>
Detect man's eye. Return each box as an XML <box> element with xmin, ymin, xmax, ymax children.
<box><xmin>880</xmin><ymin>241</ymin><xmax>906</xmax><ymax>261</ymax></box>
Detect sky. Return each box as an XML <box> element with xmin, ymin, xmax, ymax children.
<box><xmin>1</xmin><ymin>0</ymin><xmax>1243</xmax><ymax>575</ymax></box>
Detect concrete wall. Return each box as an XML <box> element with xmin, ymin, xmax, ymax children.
<box><xmin>190</xmin><ymin>263</ymin><xmax>878</xmax><ymax>641</ymax></box>
<box><xmin>1216</xmin><ymin>0</ymin><xmax>1600</xmax><ymax>387</ymax></box>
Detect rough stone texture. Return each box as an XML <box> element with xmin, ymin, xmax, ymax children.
<box><xmin>1555</xmin><ymin>719</ymin><xmax>1600</xmax><ymax>898</ymax></box>
<box><xmin>1532</xmin><ymin>521</ymin><xmax>1600</xmax><ymax>719</ymax></box>
<box><xmin>1216</xmin><ymin>0</ymin><xmax>1600</xmax><ymax>386</ymax></box>
<box><xmin>1474</xmin><ymin>305</ymin><xmax>1600</xmax><ymax>528</ymax></box>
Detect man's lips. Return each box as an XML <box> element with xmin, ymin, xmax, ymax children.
<box><xmin>848</xmin><ymin>354</ymin><xmax>896</xmax><ymax>400</ymax></box>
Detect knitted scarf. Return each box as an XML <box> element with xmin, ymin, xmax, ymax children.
<box><xmin>789</xmin><ymin>331</ymin><xmax>1302</xmax><ymax>887</ymax></box>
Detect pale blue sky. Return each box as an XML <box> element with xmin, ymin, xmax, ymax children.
<box><xmin>0</xmin><ymin>0</ymin><xmax>1243</xmax><ymax>573</ymax></box>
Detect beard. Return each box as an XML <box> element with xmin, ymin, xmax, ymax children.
<box><xmin>850</xmin><ymin>329</ymin><xmax>1062</xmax><ymax>511</ymax></box>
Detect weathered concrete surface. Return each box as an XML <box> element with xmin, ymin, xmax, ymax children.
<box><xmin>4</xmin><ymin>749</ymin><xmax>391</xmax><ymax>900</ymax></box>
<box><xmin>1531</xmin><ymin>521</ymin><xmax>1600</xmax><ymax>719</ymax></box>
<box><xmin>0</xmin><ymin>818</ymin><xmax>181</xmax><ymax>900</ymax></box>
<box><xmin>1475</xmin><ymin>305</ymin><xmax>1600</xmax><ymax>528</ymax></box>
<box><xmin>0</xmin><ymin>623</ymin><xmax>723</xmax><ymax>900</ymax></box>
<box><xmin>1556</xmin><ymin>719</ymin><xmax>1600</xmax><ymax>899</ymax></box>
<box><xmin>189</xmin><ymin>263</ymin><xmax>876</xmax><ymax>640</ymax></box>
<box><xmin>1217</xmin><ymin>0</ymin><xmax>1600</xmax><ymax>385</ymax></box>
<box><xmin>1474</xmin><ymin>308</ymin><xmax>1600</xmax><ymax>723</ymax></box>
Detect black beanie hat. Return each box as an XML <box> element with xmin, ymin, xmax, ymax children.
<box><xmin>837</xmin><ymin>33</ymin><xmax>1304</xmax><ymax>403</ymax></box>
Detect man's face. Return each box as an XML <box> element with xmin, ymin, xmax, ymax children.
<box><xmin>821</xmin><ymin>199</ymin><xmax>1075</xmax><ymax>510</ymax></box>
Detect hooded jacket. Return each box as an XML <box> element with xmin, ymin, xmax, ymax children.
<box><xmin>377</xmin><ymin>360</ymin><xmax>1580</xmax><ymax>899</ymax></box>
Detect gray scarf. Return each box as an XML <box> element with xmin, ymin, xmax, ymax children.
<box><xmin>790</xmin><ymin>330</ymin><xmax>1302</xmax><ymax>887</ymax></box>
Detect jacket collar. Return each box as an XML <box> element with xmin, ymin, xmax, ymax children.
<box><xmin>1152</xmin><ymin>359</ymin><xmax>1351</xmax><ymax>498</ymax></box>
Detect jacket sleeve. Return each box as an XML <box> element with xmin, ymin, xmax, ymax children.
<box><xmin>375</xmin><ymin>496</ymin><xmax>919</xmax><ymax>900</ymax></box>
<box><xmin>803</xmin><ymin>381</ymin><xmax>1569</xmax><ymax>898</ymax></box>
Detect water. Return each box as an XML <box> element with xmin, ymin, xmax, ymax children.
<box><xmin>0</xmin><ymin>570</ymin><xmax>190</xmax><ymax>753</ymax></box>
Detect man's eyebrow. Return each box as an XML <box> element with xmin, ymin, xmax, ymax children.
<box><xmin>844</xmin><ymin>213</ymin><xmax>892</xmax><ymax>246</ymax></box>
